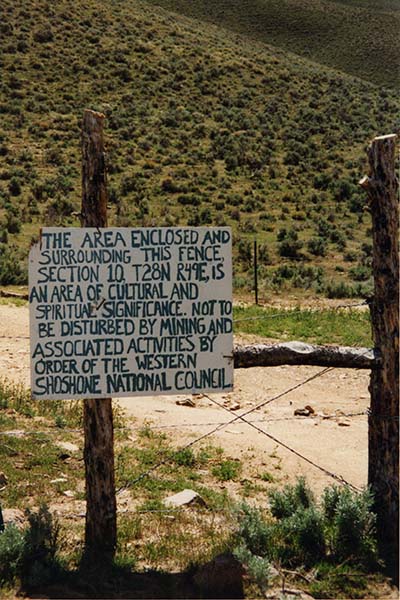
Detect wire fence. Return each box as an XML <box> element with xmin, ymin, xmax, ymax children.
<box><xmin>0</xmin><ymin>411</ymin><xmax>368</xmax><ymax>437</ymax></box>
<box><xmin>233</xmin><ymin>300</ymin><xmax>369</xmax><ymax>323</ymax></box>
<box><xmin>0</xmin><ymin>299</ymin><xmax>371</xmax><ymax>340</ymax></box>
<box><xmin>0</xmin><ymin>298</ymin><xmax>374</xmax><ymax>498</ymax></box>
<box><xmin>115</xmin><ymin>354</ymin><xmax>372</xmax><ymax>495</ymax></box>
<box><xmin>201</xmin><ymin>392</ymin><xmax>361</xmax><ymax>492</ymax></box>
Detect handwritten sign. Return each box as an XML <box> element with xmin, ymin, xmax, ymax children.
<box><xmin>29</xmin><ymin>227</ymin><xmax>233</xmax><ymax>400</ymax></box>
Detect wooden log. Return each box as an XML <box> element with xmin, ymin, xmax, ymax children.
<box><xmin>233</xmin><ymin>342</ymin><xmax>376</xmax><ymax>370</ymax></box>
<box><xmin>81</xmin><ymin>109</ymin><xmax>116</xmax><ymax>561</ymax></box>
<box><xmin>0</xmin><ymin>290</ymin><xmax>29</xmax><ymax>301</ymax></box>
<box><xmin>360</xmin><ymin>133</ymin><xmax>399</xmax><ymax>581</ymax></box>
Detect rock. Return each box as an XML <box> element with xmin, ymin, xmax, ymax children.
<box><xmin>63</xmin><ymin>490</ymin><xmax>75</xmax><ymax>498</ymax></box>
<box><xmin>56</xmin><ymin>441</ymin><xmax>79</xmax><ymax>453</ymax></box>
<box><xmin>304</xmin><ymin>404</ymin><xmax>315</xmax><ymax>414</ymax></box>
<box><xmin>229</xmin><ymin>402</ymin><xmax>241</xmax><ymax>411</ymax></box>
<box><xmin>0</xmin><ymin>472</ymin><xmax>8</xmax><ymax>486</ymax></box>
<box><xmin>163</xmin><ymin>489</ymin><xmax>206</xmax><ymax>508</ymax></box>
<box><xmin>294</xmin><ymin>408</ymin><xmax>311</xmax><ymax>417</ymax></box>
<box><xmin>50</xmin><ymin>478</ymin><xmax>68</xmax><ymax>484</ymax></box>
<box><xmin>2</xmin><ymin>508</ymin><xmax>25</xmax><ymax>529</ymax></box>
<box><xmin>193</xmin><ymin>552</ymin><xmax>244</xmax><ymax>598</ymax></box>
<box><xmin>338</xmin><ymin>419</ymin><xmax>351</xmax><ymax>427</ymax></box>
<box><xmin>176</xmin><ymin>398</ymin><xmax>195</xmax><ymax>407</ymax></box>
<box><xmin>268</xmin><ymin>564</ymin><xmax>280</xmax><ymax>578</ymax></box>
<box><xmin>58</xmin><ymin>453</ymin><xmax>71</xmax><ymax>461</ymax></box>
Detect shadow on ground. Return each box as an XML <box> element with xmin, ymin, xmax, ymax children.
<box><xmin>19</xmin><ymin>555</ymin><xmax>244</xmax><ymax>599</ymax></box>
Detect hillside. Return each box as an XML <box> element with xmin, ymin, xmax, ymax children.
<box><xmin>0</xmin><ymin>0</ymin><xmax>398</xmax><ymax>299</ymax></box>
<box><xmin>146</xmin><ymin>0</ymin><xmax>400</xmax><ymax>89</ymax></box>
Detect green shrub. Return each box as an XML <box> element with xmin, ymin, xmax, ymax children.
<box><xmin>0</xmin><ymin>525</ymin><xmax>25</xmax><ymax>584</ymax></box>
<box><xmin>212</xmin><ymin>459</ymin><xmax>241</xmax><ymax>481</ymax></box>
<box><xmin>307</xmin><ymin>236</ymin><xmax>327</xmax><ymax>257</ymax></box>
<box><xmin>23</xmin><ymin>505</ymin><xmax>60</xmax><ymax>570</ymax></box>
<box><xmin>269</xmin><ymin>477</ymin><xmax>314</xmax><ymax>519</ymax></box>
<box><xmin>234</xmin><ymin>544</ymin><xmax>271</xmax><ymax>593</ymax></box>
<box><xmin>198</xmin><ymin>208</ymin><xmax>212</xmax><ymax>224</ymax></box>
<box><xmin>8</xmin><ymin>177</ymin><xmax>21</xmax><ymax>196</ymax></box>
<box><xmin>33</xmin><ymin>26</ymin><xmax>54</xmax><ymax>43</ymax></box>
<box><xmin>277</xmin><ymin>228</ymin><xmax>303</xmax><ymax>259</ymax></box>
<box><xmin>280</xmin><ymin>506</ymin><xmax>325</xmax><ymax>567</ymax></box>
<box><xmin>173</xmin><ymin>447</ymin><xmax>196</xmax><ymax>468</ymax></box>
<box><xmin>6</xmin><ymin>212</ymin><xmax>21</xmax><ymax>234</ymax></box>
<box><xmin>324</xmin><ymin>280</ymin><xmax>354</xmax><ymax>299</ymax></box>
<box><xmin>235</xmin><ymin>503</ymin><xmax>272</xmax><ymax>556</ymax></box>
<box><xmin>0</xmin><ymin>505</ymin><xmax>62</xmax><ymax>587</ymax></box>
<box><xmin>349</xmin><ymin>265</ymin><xmax>370</xmax><ymax>282</ymax></box>
<box><xmin>322</xmin><ymin>485</ymin><xmax>343</xmax><ymax>522</ymax></box>
<box><xmin>0</xmin><ymin>244</ymin><xmax>26</xmax><ymax>285</ymax></box>
<box><xmin>258</xmin><ymin>244</ymin><xmax>271</xmax><ymax>265</ymax></box>
<box><xmin>237</xmin><ymin>239</ymin><xmax>252</xmax><ymax>266</ymax></box>
<box><xmin>324</xmin><ymin>487</ymin><xmax>378</xmax><ymax>567</ymax></box>
<box><xmin>234</xmin><ymin>479</ymin><xmax>378</xmax><ymax>579</ymax></box>
<box><xmin>177</xmin><ymin>194</ymin><xmax>200</xmax><ymax>206</ymax></box>
<box><xmin>271</xmin><ymin>264</ymin><xmax>325</xmax><ymax>291</ymax></box>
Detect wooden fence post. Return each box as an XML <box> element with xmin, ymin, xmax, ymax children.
<box><xmin>254</xmin><ymin>239</ymin><xmax>258</xmax><ymax>305</ymax></box>
<box><xmin>360</xmin><ymin>134</ymin><xmax>399</xmax><ymax>581</ymax></box>
<box><xmin>81</xmin><ymin>109</ymin><xmax>117</xmax><ymax>561</ymax></box>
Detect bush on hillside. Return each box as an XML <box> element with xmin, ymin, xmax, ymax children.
<box><xmin>277</xmin><ymin>228</ymin><xmax>303</xmax><ymax>259</ymax></box>
<box><xmin>0</xmin><ymin>244</ymin><xmax>26</xmax><ymax>285</ymax></box>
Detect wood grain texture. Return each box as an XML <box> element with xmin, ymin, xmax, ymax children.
<box><xmin>361</xmin><ymin>133</ymin><xmax>399</xmax><ymax>580</ymax></box>
<box><xmin>233</xmin><ymin>341</ymin><xmax>376</xmax><ymax>369</ymax></box>
<box><xmin>81</xmin><ymin>110</ymin><xmax>108</xmax><ymax>228</ymax></box>
<box><xmin>81</xmin><ymin>109</ymin><xmax>116</xmax><ymax>560</ymax></box>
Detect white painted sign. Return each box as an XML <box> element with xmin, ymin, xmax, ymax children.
<box><xmin>29</xmin><ymin>227</ymin><xmax>233</xmax><ymax>399</ymax></box>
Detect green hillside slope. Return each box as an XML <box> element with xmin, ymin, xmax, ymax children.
<box><xmin>146</xmin><ymin>0</ymin><xmax>400</xmax><ymax>88</ymax></box>
<box><xmin>0</xmin><ymin>0</ymin><xmax>398</xmax><ymax>298</ymax></box>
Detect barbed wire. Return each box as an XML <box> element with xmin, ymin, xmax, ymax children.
<box><xmin>233</xmin><ymin>300</ymin><xmax>369</xmax><ymax>323</ymax></box>
<box><xmin>115</xmin><ymin>363</ymin><xmax>360</xmax><ymax>494</ymax></box>
<box><xmin>116</xmin><ymin>344</ymin><xmax>376</xmax><ymax>494</ymax></box>
<box><xmin>201</xmin><ymin>392</ymin><xmax>361</xmax><ymax>492</ymax></box>
<box><xmin>130</xmin><ymin>410</ymin><xmax>368</xmax><ymax>429</ymax></box>
<box><xmin>0</xmin><ymin>306</ymin><xmax>381</xmax><ymax>496</ymax></box>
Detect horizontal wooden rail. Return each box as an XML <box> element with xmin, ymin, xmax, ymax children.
<box><xmin>233</xmin><ymin>341</ymin><xmax>377</xmax><ymax>370</ymax></box>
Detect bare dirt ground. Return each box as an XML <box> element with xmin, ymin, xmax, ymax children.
<box><xmin>0</xmin><ymin>303</ymin><xmax>370</xmax><ymax>497</ymax></box>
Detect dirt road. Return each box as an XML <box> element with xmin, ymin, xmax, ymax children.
<box><xmin>0</xmin><ymin>303</ymin><xmax>370</xmax><ymax>496</ymax></box>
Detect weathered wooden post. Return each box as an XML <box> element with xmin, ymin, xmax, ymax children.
<box><xmin>254</xmin><ymin>239</ymin><xmax>258</xmax><ymax>305</ymax></box>
<box><xmin>360</xmin><ymin>134</ymin><xmax>399</xmax><ymax>581</ymax></box>
<box><xmin>81</xmin><ymin>109</ymin><xmax>117</xmax><ymax>560</ymax></box>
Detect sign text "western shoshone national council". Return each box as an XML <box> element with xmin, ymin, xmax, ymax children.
<box><xmin>29</xmin><ymin>227</ymin><xmax>233</xmax><ymax>400</ymax></box>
